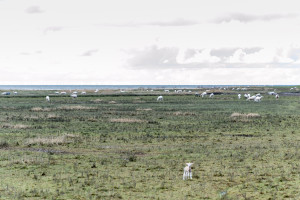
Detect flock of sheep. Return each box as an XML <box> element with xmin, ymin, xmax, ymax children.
<box><xmin>157</xmin><ymin>91</ymin><xmax>279</xmax><ymax>102</ymax></box>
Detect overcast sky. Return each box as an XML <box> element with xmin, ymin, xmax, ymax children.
<box><xmin>1</xmin><ymin>0</ymin><xmax>300</xmax><ymax>85</ymax></box>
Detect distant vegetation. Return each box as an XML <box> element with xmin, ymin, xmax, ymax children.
<box><xmin>0</xmin><ymin>86</ymin><xmax>299</xmax><ymax>199</ymax></box>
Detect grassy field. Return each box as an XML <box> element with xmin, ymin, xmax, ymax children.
<box><xmin>0</xmin><ymin>86</ymin><xmax>300</xmax><ymax>199</ymax></box>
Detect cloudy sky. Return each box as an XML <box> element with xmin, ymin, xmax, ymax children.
<box><xmin>1</xmin><ymin>0</ymin><xmax>300</xmax><ymax>85</ymax></box>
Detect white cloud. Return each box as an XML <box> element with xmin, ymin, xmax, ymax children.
<box><xmin>25</xmin><ymin>6</ymin><xmax>44</xmax><ymax>14</ymax></box>
<box><xmin>212</xmin><ymin>13</ymin><xmax>297</xmax><ymax>23</ymax></box>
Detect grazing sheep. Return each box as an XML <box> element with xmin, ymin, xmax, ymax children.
<box><xmin>254</xmin><ymin>96</ymin><xmax>263</xmax><ymax>102</ymax></box>
<box><xmin>247</xmin><ymin>95</ymin><xmax>256</xmax><ymax>101</ymax></box>
<box><xmin>195</xmin><ymin>93</ymin><xmax>200</xmax><ymax>97</ymax></box>
<box><xmin>275</xmin><ymin>94</ymin><xmax>279</xmax><ymax>99</ymax></box>
<box><xmin>238</xmin><ymin>94</ymin><xmax>241</xmax><ymax>99</ymax></box>
<box><xmin>46</xmin><ymin>96</ymin><xmax>50</xmax><ymax>102</ymax></box>
<box><xmin>164</xmin><ymin>89</ymin><xmax>170</xmax><ymax>93</ymax></box>
<box><xmin>201</xmin><ymin>92</ymin><xmax>207</xmax><ymax>98</ymax></box>
<box><xmin>209</xmin><ymin>93</ymin><xmax>214</xmax><ymax>98</ymax></box>
<box><xmin>255</xmin><ymin>93</ymin><xmax>261</xmax><ymax>97</ymax></box>
<box><xmin>157</xmin><ymin>96</ymin><xmax>163</xmax><ymax>101</ymax></box>
<box><xmin>81</xmin><ymin>91</ymin><xmax>86</xmax><ymax>94</ymax></box>
<box><xmin>268</xmin><ymin>92</ymin><xmax>277</xmax><ymax>95</ymax></box>
<box><xmin>183</xmin><ymin>163</ymin><xmax>193</xmax><ymax>180</ymax></box>
<box><xmin>244</xmin><ymin>94</ymin><xmax>250</xmax><ymax>99</ymax></box>
<box><xmin>70</xmin><ymin>94</ymin><xmax>77</xmax><ymax>98</ymax></box>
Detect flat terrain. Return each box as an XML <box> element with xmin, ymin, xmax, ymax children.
<box><xmin>0</xmin><ymin>86</ymin><xmax>300</xmax><ymax>199</ymax></box>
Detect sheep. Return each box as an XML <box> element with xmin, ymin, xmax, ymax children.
<box><xmin>275</xmin><ymin>94</ymin><xmax>279</xmax><ymax>99</ymax></box>
<box><xmin>238</xmin><ymin>94</ymin><xmax>241</xmax><ymax>99</ymax></box>
<box><xmin>195</xmin><ymin>93</ymin><xmax>200</xmax><ymax>97</ymax></box>
<box><xmin>46</xmin><ymin>96</ymin><xmax>50</xmax><ymax>102</ymax></box>
<box><xmin>81</xmin><ymin>91</ymin><xmax>86</xmax><ymax>94</ymax></box>
<box><xmin>164</xmin><ymin>89</ymin><xmax>169</xmax><ymax>93</ymax></box>
<box><xmin>254</xmin><ymin>96</ymin><xmax>263</xmax><ymax>102</ymax></box>
<box><xmin>70</xmin><ymin>94</ymin><xmax>77</xmax><ymax>98</ymax></box>
<box><xmin>247</xmin><ymin>95</ymin><xmax>256</xmax><ymax>101</ymax></box>
<box><xmin>61</xmin><ymin>91</ymin><xmax>67</xmax><ymax>95</ymax></box>
<box><xmin>244</xmin><ymin>94</ymin><xmax>250</xmax><ymax>99</ymax></box>
<box><xmin>201</xmin><ymin>92</ymin><xmax>207</xmax><ymax>98</ymax></box>
<box><xmin>183</xmin><ymin>163</ymin><xmax>193</xmax><ymax>180</ymax></box>
<box><xmin>157</xmin><ymin>96</ymin><xmax>163</xmax><ymax>101</ymax></box>
<box><xmin>209</xmin><ymin>93</ymin><xmax>214</xmax><ymax>98</ymax></box>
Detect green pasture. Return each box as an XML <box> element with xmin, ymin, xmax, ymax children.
<box><xmin>0</xmin><ymin>87</ymin><xmax>300</xmax><ymax>199</ymax></box>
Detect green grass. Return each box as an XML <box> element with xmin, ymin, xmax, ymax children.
<box><xmin>0</xmin><ymin>87</ymin><xmax>300</xmax><ymax>199</ymax></box>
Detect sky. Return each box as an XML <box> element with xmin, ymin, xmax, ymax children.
<box><xmin>1</xmin><ymin>0</ymin><xmax>300</xmax><ymax>85</ymax></box>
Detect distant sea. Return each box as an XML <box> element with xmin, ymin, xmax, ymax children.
<box><xmin>0</xmin><ymin>85</ymin><xmax>288</xmax><ymax>90</ymax></box>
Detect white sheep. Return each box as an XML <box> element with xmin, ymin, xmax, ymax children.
<box><xmin>209</xmin><ymin>93</ymin><xmax>214</xmax><ymax>98</ymax></box>
<box><xmin>46</xmin><ymin>96</ymin><xmax>50</xmax><ymax>102</ymax></box>
<box><xmin>244</xmin><ymin>94</ymin><xmax>249</xmax><ymax>99</ymax></box>
<box><xmin>238</xmin><ymin>94</ymin><xmax>241</xmax><ymax>99</ymax></box>
<box><xmin>247</xmin><ymin>95</ymin><xmax>256</xmax><ymax>101</ymax></box>
<box><xmin>201</xmin><ymin>92</ymin><xmax>207</xmax><ymax>98</ymax></box>
<box><xmin>157</xmin><ymin>96</ymin><xmax>163</xmax><ymax>101</ymax></box>
<box><xmin>183</xmin><ymin>163</ymin><xmax>193</xmax><ymax>180</ymax></box>
<box><xmin>70</xmin><ymin>94</ymin><xmax>77</xmax><ymax>98</ymax></box>
<box><xmin>275</xmin><ymin>94</ymin><xmax>279</xmax><ymax>99</ymax></box>
<box><xmin>254</xmin><ymin>96</ymin><xmax>263</xmax><ymax>102</ymax></box>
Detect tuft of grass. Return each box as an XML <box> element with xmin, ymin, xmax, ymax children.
<box><xmin>230</xmin><ymin>112</ymin><xmax>260</xmax><ymax>121</ymax></box>
<box><xmin>26</xmin><ymin>134</ymin><xmax>78</xmax><ymax>146</ymax></box>
<box><xmin>136</xmin><ymin>108</ymin><xmax>152</xmax><ymax>111</ymax></box>
<box><xmin>57</xmin><ymin>105</ymin><xmax>97</xmax><ymax>110</ymax></box>
<box><xmin>31</xmin><ymin>107</ymin><xmax>52</xmax><ymax>112</ymax></box>
<box><xmin>1</xmin><ymin>123</ymin><xmax>31</xmax><ymax>129</ymax></box>
<box><xmin>109</xmin><ymin>118</ymin><xmax>147</xmax><ymax>123</ymax></box>
<box><xmin>91</xmin><ymin>99</ymin><xmax>103</xmax><ymax>103</ymax></box>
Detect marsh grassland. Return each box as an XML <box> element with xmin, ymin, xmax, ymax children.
<box><xmin>0</xmin><ymin>87</ymin><xmax>300</xmax><ymax>199</ymax></box>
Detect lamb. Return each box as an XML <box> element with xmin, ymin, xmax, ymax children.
<box><xmin>157</xmin><ymin>96</ymin><xmax>163</xmax><ymax>101</ymax></box>
<box><xmin>209</xmin><ymin>93</ymin><xmax>214</xmax><ymax>98</ymax></box>
<box><xmin>183</xmin><ymin>163</ymin><xmax>193</xmax><ymax>180</ymax></box>
<box><xmin>238</xmin><ymin>94</ymin><xmax>241</xmax><ymax>99</ymax></box>
<box><xmin>46</xmin><ymin>96</ymin><xmax>50</xmax><ymax>102</ymax></box>
<box><xmin>201</xmin><ymin>92</ymin><xmax>207</xmax><ymax>98</ymax></box>
<box><xmin>275</xmin><ymin>94</ymin><xmax>279</xmax><ymax>99</ymax></box>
